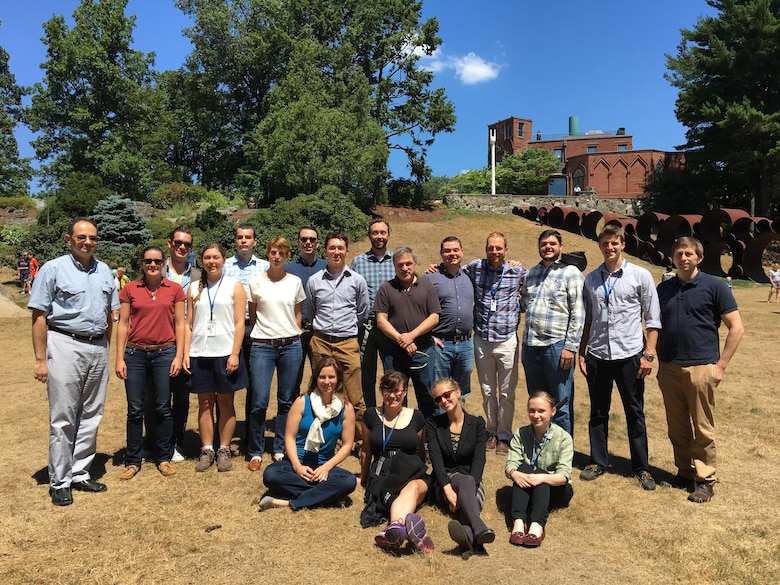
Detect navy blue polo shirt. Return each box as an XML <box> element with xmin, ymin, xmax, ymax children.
<box><xmin>657</xmin><ymin>271</ymin><xmax>738</xmax><ymax>365</ymax></box>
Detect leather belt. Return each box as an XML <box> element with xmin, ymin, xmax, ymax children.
<box><xmin>126</xmin><ymin>341</ymin><xmax>175</xmax><ymax>351</ymax></box>
<box><xmin>438</xmin><ymin>332</ymin><xmax>473</xmax><ymax>343</ymax></box>
<box><xmin>252</xmin><ymin>335</ymin><xmax>300</xmax><ymax>347</ymax></box>
<box><xmin>313</xmin><ymin>331</ymin><xmax>357</xmax><ymax>343</ymax></box>
<box><xmin>48</xmin><ymin>326</ymin><xmax>104</xmax><ymax>342</ymax></box>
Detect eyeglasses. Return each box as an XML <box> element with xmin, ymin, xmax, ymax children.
<box><xmin>74</xmin><ymin>235</ymin><xmax>99</xmax><ymax>242</ymax></box>
<box><xmin>299</xmin><ymin>237</ymin><xmax>317</xmax><ymax>243</ymax></box>
<box><xmin>172</xmin><ymin>239</ymin><xmax>193</xmax><ymax>249</ymax></box>
<box><xmin>433</xmin><ymin>389</ymin><xmax>456</xmax><ymax>404</ymax></box>
<box><xmin>142</xmin><ymin>258</ymin><xmax>164</xmax><ymax>266</ymax></box>
<box><xmin>381</xmin><ymin>387</ymin><xmax>405</xmax><ymax>396</ymax></box>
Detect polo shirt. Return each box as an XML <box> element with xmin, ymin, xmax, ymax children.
<box><xmin>422</xmin><ymin>265</ymin><xmax>474</xmax><ymax>336</ymax></box>
<box><xmin>119</xmin><ymin>278</ymin><xmax>186</xmax><ymax>345</ymax></box>
<box><xmin>657</xmin><ymin>271</ymin><xmax>738</xmax><ymax>365</ymax></box>
<box><xmin>583</xmin><ymin>260</ymin><xmax>661</xmax><ymax>360</ymax></box>
<box><xmin>28</xmin><ymin>253</ymin><xmax>119</xmax><ymax>336</ymax></box>
<box><xmin>373</xmin><ymin>276</ymin><xmax>441</xmax><ymax>347</ymax></box>
<box><xmin>306</xmin><ymin>267</ymin><xmax>369</xmax><ymax>337</ymax></box>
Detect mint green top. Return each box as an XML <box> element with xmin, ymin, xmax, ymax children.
<box><xmin>505</xmin><ymin>423</ymin><xmax>573</xmax><ymax>484</ymax></box>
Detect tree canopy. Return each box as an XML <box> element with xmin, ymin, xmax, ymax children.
<box><xmin>0</xmin><ymin>23</ymin><xmax>32</xmax><ymax>197</ymax></box>
<box><xmin>665</xmin><ymin>0</ymin><xmax>780</xmax><ymax>215</ymax></box>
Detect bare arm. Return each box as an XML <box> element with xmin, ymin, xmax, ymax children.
<box><xmin>227</xmin><ymin>282</ymin><xmax>246</xmax><ymax>374</ymax></box>
<box><xmin>637</xmin><ymin>328</ymin><xmax>659</xmax><ymax>379</ymax></box>
<box><xmin>171</xmin><ymin>299</ymin><xmax>185</xmax><ymax>376</ymax></box>
<box><xmin>359</xmin><ymin>421</ymin><xmax>372</xmax><ymax>487</ymax></box>
<box><xmin>715</xmin><ymin>310</ymin><xmax>744</xmax><ymax>384</ymax></box>
<box><xmin>578</xmin><ymin>323</ymin><xmax>591</xmax><ymax>376</ymax></box>
<box><xmin>115</xmin><ymin>302</ymin><xmax>131</xmax><ymax>379</ymax></box>
<box><xmin>311</xmin><ymin>403</ymin><xmax>356</xmax><ymax>482</ymax></box>
<box><xmin>32</xmin><ymin>310</ymin><xmax>48</xmax><ymax>384</ymax></box>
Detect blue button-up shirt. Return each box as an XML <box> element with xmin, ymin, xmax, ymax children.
<box><xmin>423</xmin><ymin>264</ymin><xmax>474</xmax><ymax>336</ymax></box>
<box><xmin>28</xmin><ymin>253</ymin><xmax>119</xmax><ymax>336</ymax></box>
<box><xmin>223</xmin><ymin>254</ymin><xmax>270</xmax><ymax>319</ymax></box>
<box><xmin>306</xmin><ymin>267</ymin><xmax>369</xmax><ymax>337</ymax></box>
<box><xmin>463</xmin><ymin>259</ymin><xmax>526</xmax><ymax>343</ymax></box>
<box><xmin>350</xmin><ymin>249</ymin><xmax>394</xmax><ymax>313</ymax></box>
<box><xmin>286</xmin><ymin>256</ymin><xmax>327</xmax><ymax>325</ymax></box>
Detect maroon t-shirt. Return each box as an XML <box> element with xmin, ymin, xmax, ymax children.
<box><xmin>119</xmin><ymin>278</ymin><xmax>186</xmax><ymax>345</ymax></box>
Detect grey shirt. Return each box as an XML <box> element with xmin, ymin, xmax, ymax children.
<box><xmin>306</xmin><ymin>267</ymin><xmax>369</xmax><ymax>337</ymax></box>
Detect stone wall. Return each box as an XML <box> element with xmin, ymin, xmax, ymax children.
<box><xmin>444</xmin><ymin>192</ymin><xmax>641</xmax><ymax>217</ymax></box>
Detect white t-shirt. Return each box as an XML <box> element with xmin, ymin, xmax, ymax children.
<box><xmin>189</xmin><ymin>275</ymin><xmax>240</xmax><ymax>357</ymax></box>
<box><xmin>249</xmin><ymin>273</ymin><xmax>305</xmax><ymax>339</ymax></box>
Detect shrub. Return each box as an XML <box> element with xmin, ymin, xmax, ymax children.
<box><xmin>149</xmin><ymin>183</ymin><xmax>209</xmax><ymax>208</ymax></box>
<box><xmin>92</xmin><ymin>196</ymin><xmax>152</xmax><ymax>248</ymax></box>
<box><xmin>0</xmin><ymin>196</ymin><xmax>36</xmax><ymax>210</ymax></box>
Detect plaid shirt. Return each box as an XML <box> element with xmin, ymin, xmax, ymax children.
<box><xmin>223</xmin><ymin>254</ymin><xmax>269</xmax><ymax>319</ymax></box>
<box><xmin>350</xmin><ymin>249</ymin><xmax>394</xmax><ymax>311</ymax></box>
<box><xmin>463</xmin><ymin>259</ymin><xmax>526</xmax><ymax>342</ymax></box>
<box><xmin>521</xmin><ymin>261</ymin><xmax>585</xmax><ymax>352</ymax></box>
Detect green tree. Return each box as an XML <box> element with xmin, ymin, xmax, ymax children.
<box><xmin>0</xmin><ymin>24</ymin><xmax>32</xmax><ymax>197</ymax></box>
<box><xmin>37</xmin><ymin>172</ymin><xmax>113</xmax><ymax>225</ymax></box>
<box><xmin>665</xmin><ymin>0</ymin><xmax>780</xmax><ymax>215</ymax></box>
<box><xmin>25</xmin><ymin>0</ymin><xmax>173</xmax><ymax>199</ymax></box>
<box><xmin>495</xmin><ymin>149</ymin><xmax>561</xmax><ymax>194</ymax></box>
<box><xmin>174</xmin><ymin>0</ymin><xmax>455</xmax><ymax>194</ymax></box>
<box><xmin>91</xmin><ymin>195</ymin><xmax>151</xmax><ymax>248</ymax></box>
<box><xmin>445</xmin><ymin>169</ymin><xmax>490</xmax><ymax>194</ymax></box>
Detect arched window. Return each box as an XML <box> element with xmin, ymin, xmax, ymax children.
<box><xmin>572</xmin><ymin>168</ymin><xmax>585</xmax><ymax>190</ymax></box>
<box><xmin>655</xmin><ymin>161</ymin><xmax>664</xmax><ymax>174</ymax></box>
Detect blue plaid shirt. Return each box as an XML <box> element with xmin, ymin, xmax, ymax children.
<box><xmin>350</xmin><ymin>249</ymin><xmax>394</xmax><ymax>313</ymax></box>
<box><xmin>463</xmin><ymin>259</ymin><xmax>526</xmax><ymax>342</ymax></box>
<box><xmin>521</xmin><ymin>261</ymin><xmax>585</xmax><ymax>352</ymax></box>
<box><xmin>223</xmin><ymin>254</ymin><xmax>269</xmax><ymax>319</ymax></box>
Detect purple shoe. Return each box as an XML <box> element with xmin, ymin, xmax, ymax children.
<box><xmin>405</xmin><ymin>513</ymin><xmax>434</xmax><ymax>553</ymax></box>
<box><xmin>375</xmin><ymin>521</ymin><xmax>407</xmax><ymax>549</ymax></box>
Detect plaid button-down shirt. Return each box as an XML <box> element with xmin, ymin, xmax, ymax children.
<box><xmin>464</xmin><ymin>259</ymin><xmax>526</xmax><ymax>343</ymax></box>
<box><xmin>521</xmin><ymin>261</ymin><xmax>585</xmax><ymax>352</ymax></box>
<box><xmin>350</xmin><ymin>249</ymin><xmax>394</xmax><ymax>312</ymax></box>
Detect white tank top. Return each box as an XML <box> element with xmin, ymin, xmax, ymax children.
<box><xmin>189</xmin><ymin>275</ymin><xmax>239</xmax><ymax>357</ymax></box>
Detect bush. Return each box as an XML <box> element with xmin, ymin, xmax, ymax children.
<box><xmin>0</xmin><ymin>225</ymin><xmax>29</xmax><ymax>247</ymax></box>
<box><xmin>149</xmin><ymin>183</ymin><xmax>209</xmax><ymax>208</ymax></box>
<box><xmin>0</xmin><ymin>196</ymin><xmax>36</xmax><ymax>210</ymax></box>
<box><xmin>37</xmin><ymin>173</ymin><xmax>114</xmax><ymax>225</ymax></box>
<box><xmin>17</xmin><ymin>219</ymin><xmax>70</xmax><ymax>264</ymax></box>
<box><xmin>92</xmin><ymin>196</ymin><xmax>152</xmax><ymax>248</ymax></box>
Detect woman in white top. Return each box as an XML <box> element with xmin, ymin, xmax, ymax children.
<box><xmin>768</xmin><ymin>263</ymin><xmax>780</xmax><ymax>303</ymax></box>
<box><xmin>246</xmin><ymin>237</ymin><xmax>305</xmax><ymax>471</ymax></box>
<box><xmin>183</xmin><ymin>243</ymin><xmax>247</xmax><ymax>473</ymax></box>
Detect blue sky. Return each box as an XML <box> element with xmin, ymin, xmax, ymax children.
<box><xmin>1</xmin><ymin>0</ymin><xmax>717</xmax><ymax>191</ymax></box>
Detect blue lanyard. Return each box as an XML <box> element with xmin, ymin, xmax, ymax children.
<box><xmin>489</xmin><ymin>264</ymin><xmax>505</xmax><ymax>303</ymax></box>
<box><xmin>531</xmin><ymin>426</ymin><xmax>551</xmax><ymax>469</ymax></box>
<box><xmin>381</xmin><ymin>407</ymin><xmax>400</xmax><ymax>451</ymax></box>
<box><xmin>206</xmin><ymin>276</ymin><xmax>224</xmax><ymax>320</ymax></box>
<box><xmin>600</xmin><ymin>261</ymin><xmax>624</xmax><ymax>305</ymax></box>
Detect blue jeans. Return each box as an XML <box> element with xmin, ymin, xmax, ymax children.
<box><xmin>521</xmin><ymin>340</ymin><xmax>574</xmax><ymax>436</ymax></box>
<box><xmin>433</xmin><ymin>338</ymin><xmax>474</xmax><ymax>400</ymax></box>
<box><xmin>262</xmin><ymin>458</ymin><xmax>356</xmax><ymax>510</ymax></box>
<box><xmin>383</xmin><ymin>344</ymin><xmax>437</xmax><ymax>419</ymax></box>
<box><xmin>124</xmin><ymin>345</ymin><xmax>176</xmax><ymax>465</ymax></box>
<box><xmin>249</xmin><ymin>341</ymin><xmax>303</xmax><ymax>457</ymax></box>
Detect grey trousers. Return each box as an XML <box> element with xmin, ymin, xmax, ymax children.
<box><xmin>47</xmin><ymin>331</ymin><xmax>109</xmax><ymax>489</ymax></box>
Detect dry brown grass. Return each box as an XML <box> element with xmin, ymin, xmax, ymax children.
<box><xmin>0</xmin><ymin>209</ymin><xmax>778</xmax><ymax>585</ymax></box>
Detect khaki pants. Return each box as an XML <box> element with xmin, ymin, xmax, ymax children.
<box><xmin>657</xmin><ymin>362</ymin><xmax>718</xmax><ymax>483</ymax></box>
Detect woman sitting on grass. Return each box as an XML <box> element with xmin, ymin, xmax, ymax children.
<box><xmin>427</xmin><ymin>378</ymin><xmax>495</xmax><ymax>555</ymax></box>
<box><xmin>259</xmin><ymin>357</ymin><xmax>356</xmax><ymax>511</ymax></box>
<box><xmin>505</xmin><ymin>391</ymin><xmax>573</xmax><ymax>548</ymax></box>
<box><xmin>360</xmin><ymin>371</ymin><xmax>433</xmax><ymax>554</ymax></box>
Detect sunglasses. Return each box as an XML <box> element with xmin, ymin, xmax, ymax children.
<box><xmin>143</xmin><ymin>258</ymin><xmax>164</xmax><ymax>266</ymax></box>
<box><xmin>433</xmin><ymin>389</ymin><xmax>456</xmax><ymax>404</ymax></box>
<box><xmin>172</xmin><ymin>239</ymin><xmax>193</xmax><ymax>249</ymax></box>
<box><xmin>74</xmin><ymin>235</ymin><xmax>99</xmax><ymax>242</ymax></box>
<box><xmin>299</xmin><ymin>237</ymin><xmax>317</xmax><ymax>243</ymax></box>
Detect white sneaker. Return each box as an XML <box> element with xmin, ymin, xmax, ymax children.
<box><xmin>171</xmin><ymin>448</ymin><xmax>185</xmax><ymax>463</ymax></box>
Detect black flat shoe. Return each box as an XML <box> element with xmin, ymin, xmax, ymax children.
<box><xmin>50</xmin><ymin>487</ymin><xmax>73</xmax><ymax>506</ymax></box>
<box><xmin>475</xmin><ymin>528</ymin><xmax>496</xmax><ymax>545</ymax></box>
<box><xmin>72</xmin><ymin>479</ymin><xmax>107</xmax><ymax>493</ymax></box>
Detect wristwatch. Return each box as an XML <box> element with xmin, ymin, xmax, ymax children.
<box><xmin>642</xmin><ymin>353</ymin><xmax>655</xmax><ymax>362</ymax></box>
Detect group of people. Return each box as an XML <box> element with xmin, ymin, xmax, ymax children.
<box><xmin>29</xmin><ymin>216</ymin><xmax>743</xmax><ymax>554</ymax></box>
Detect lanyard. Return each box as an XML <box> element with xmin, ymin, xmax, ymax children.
<box><xmin>600</xmin><ymin>261</ymin><xmax>624</xmax><ymax>305</ymax></box>
<box><xmin>489</xmin><ymin>264</ymin><xmax>505</xmax><ymax>304</ymax></box>
<box><xmin>206</xmin><ymin>276</ymin><xmax>224</xmax><ymax>320</ymax></box>
<box><xmin>381</xmin><ymin>407</ymin><xmax>400</xmax><ymax>451</ymax></box>
<box><xmin>531</xmin><ymin>426</ymin><xmax>551</xmax><ymax>469</ymax></box>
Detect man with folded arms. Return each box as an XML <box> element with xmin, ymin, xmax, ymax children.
<box><xmin>30</xmin><ymin>218</ymin><xmax>119</xmax><ymax>506</ymax></box>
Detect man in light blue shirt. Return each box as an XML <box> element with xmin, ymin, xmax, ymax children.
<box><xmin>30</xmin><ymin>218</ymin><xmax>120</xmax><ymax>506</ymax></box>
<box><xmin>307</xmin><ymin>233</ymin><xmax>369</xmax><ymax>435</ymax></box>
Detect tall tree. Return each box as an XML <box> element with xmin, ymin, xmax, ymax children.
<box><xmin>0</xmin><ymin>24</ymin><xmax>32</xmax><ymax>197</ymax></box>
<box><xmin>666</xmin><ymin>0</ymin><xmax>780</xmax><ymax>215</ymax></box>
<box><xmin>174</xmin><ymin>0</ymin><xmax>455</xmax><ymax>198</ymax></box>
<box><xmin>495</xmin><ymin>148</ymin><xmax>561</xmax><ymax>194</ymax></box>
<box><xmin>25</xmin><ymin>0</ymin><xmax>173</xmax><ymax>199</ymax></box>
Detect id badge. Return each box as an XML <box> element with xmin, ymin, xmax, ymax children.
<box><xmin>206</xmin><ymin>320</ymin><xmax>217</xmax><ymax>337</ymax></box>
<box><xmin>490</xmin><ymin>298</ymin><xmax>497</xmax><ymax>312</ymax></box>
<box><xmin>600</xmin><ymin>305</ymin><xmax>609</xmax><ymax>322</ymax></box>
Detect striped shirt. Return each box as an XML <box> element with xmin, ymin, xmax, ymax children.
<box><xmin>521</xmin><ymin>261</ymin><xmax>585</xmax><ymax>352</ymax></box>
<box><xmin>463</xmin><ymin>259</ymin><xmax>526</xmax><ymax>343</ymax></box>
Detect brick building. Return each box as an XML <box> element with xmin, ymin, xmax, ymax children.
<box><xmin>487</xmin><ymin>116</ymin><xmax>683</xmax><ymax>198</ymax></box>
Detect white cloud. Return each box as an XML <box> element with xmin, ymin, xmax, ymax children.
<box><xmin>419</xmin><ymin>49</ymin><xmax>500</xmax><ymax>85</ymax></box>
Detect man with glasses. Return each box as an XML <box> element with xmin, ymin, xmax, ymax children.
<box><xmin>286</xmin><ymin>226</ymin><xmax>327</xmax><ymax>393</ymax></box>
<box><xmin>29</xmin><ymin>218</ymin><xmax>119</xmax><ymax>506</ymax></box>
<box><xmin>223</xmin><ymin>224</ymin><xmax>269</xmax><ymax>457</ymax></box>
<box><xmin>374</xmin><ymin>246</ymin><xmax>441</xmax><ymax>419</ymax></box>
<box><xmin>350</xmin><ymin>219</ymin><xmax>394</xmax><ymax>408</ymax></box>
<box><xmin>164</xmin><ymin>226</ymin><xmax>200</xmax><ymax>461</ymax></box>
